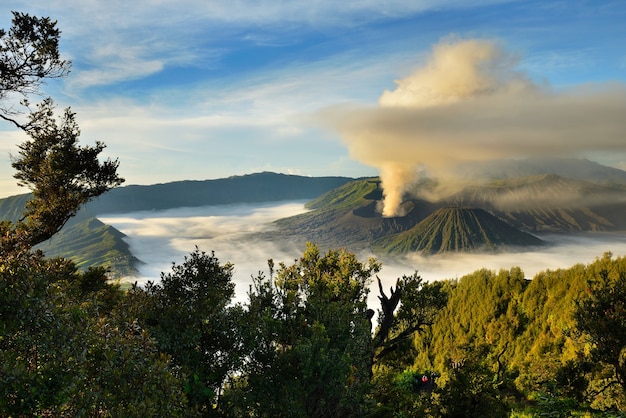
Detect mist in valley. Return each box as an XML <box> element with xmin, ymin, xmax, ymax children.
<box><xmin>100</xmin><ymin>201</ymin><xmax>626</xmax><ymax>306</ymax></box>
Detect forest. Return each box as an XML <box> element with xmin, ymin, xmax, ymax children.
<box><xmin>1</xmin><ymin>10</ymin><xmax>626</xmax><ymax>417</ymax></box>
<box><xmin>3</xmin><ymin>231</ymin><xmax>626</xmax><ymax>416</ymax></box>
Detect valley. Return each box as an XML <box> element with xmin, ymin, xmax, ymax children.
<box><xmin>2</xmin><ymin>158</ymin><xmax>626</xmax><ymax>284</ymax></box>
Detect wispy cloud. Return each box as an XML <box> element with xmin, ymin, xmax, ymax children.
<box><xmin>68</xmin><ymin>58</ymin><xmax>164</xmax><ymax>92</ymax></box>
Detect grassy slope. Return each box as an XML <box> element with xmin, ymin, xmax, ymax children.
<box><xmin>0</xmin><ymin>193</ymin><xmax>31</xmax><ymax>223</ymax></box>
<box><xmin>35</xmin><ymin>218</ymin><xmax>140</xmax><ymax>278</ymax></box>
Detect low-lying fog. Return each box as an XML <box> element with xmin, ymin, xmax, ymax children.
<box><xmin>100</xmin><ymin>201</ymin><xmax>626</xmax><ymax>305</ymax></box>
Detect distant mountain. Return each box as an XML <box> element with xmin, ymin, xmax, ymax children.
<box><xmin>84</xmin><ymin>172</ymin><xmax>355</xmax><ymax>215</ymax></box>
<box><xmin>444</xmin><ymin>174</ymin><xmax>626</xmax><ymax>232</ymax></box>
<box><xmin>374</xmin><ymin>207</ymin><xmax>544</xmax><ymax>254</ymax></box>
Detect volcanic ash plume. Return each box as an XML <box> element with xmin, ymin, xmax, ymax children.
<box><xmin>324</xmin><ymin>38</ymin><xmax>626</xmax><ymax>217</ymax></box>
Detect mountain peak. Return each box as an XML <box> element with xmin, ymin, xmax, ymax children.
<box><xmin>375</xmin><ymin>207</ymin><xmax>543</xmax><ymax>254</ymax></box>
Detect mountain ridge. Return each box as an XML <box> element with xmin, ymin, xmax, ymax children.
<box><xmin>268</xmin><ymin>162</ymin><xmax>626</xmax><ymax>253</ymax></box>
<box><xmin>84</xmin><ymin>171</ymin><xmax>355</xmax><ymax>215</ymax></box>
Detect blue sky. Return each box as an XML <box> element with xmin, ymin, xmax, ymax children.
<box><xmin>1</xmin><ymin>0</ymin><xmax>625</xmax><ymax>198</ymax></box>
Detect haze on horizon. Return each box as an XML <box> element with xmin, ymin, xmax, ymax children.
<box><xmin>1</xmin><ymin>1</ymin><xmax>625</xmax><ymax>198</ymax></box>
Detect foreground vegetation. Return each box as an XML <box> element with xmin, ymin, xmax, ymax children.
<box><xmin>3</xmin><ymin>238</ymin><xmax>626</xmax><ymax>416</ymax></box>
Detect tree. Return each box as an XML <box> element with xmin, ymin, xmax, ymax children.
<box><xmin>0</xmin><ymin>12</ymin><xmax>191</xmax><ymax>416</ymax></box>
<box><xmin>130</xmin><ymin>247</ymin><xmax>243</xmax><ymax>415</ymax></box>
<box><xmin>432</xmin><ymin>346</ymin><xmax>509</xmax><ymax>418</ymax></box>
<box><xmin>8</xmin><ymin>99</ymin><xmax>123</xmax><ymax>249</ymax></box>
<box><xmin>575</xmin><ymin>253</ymin><xmax>626</xmax><ymax>410</ymax></box>
<box><xmin>0</xmin><ymin>12</ymin><xmax>124</xmax><ymax>255</ymax></box>
<box><xmin>373</xmin><ymin>272</ymin><xmax>447</xmax><ymax>365</ymax></box>
<box><xmin>0</xmin><ymin>11</ymin><xmax>70</xmax><ymax>128</ymax></box>
<box><xmin>228</xmin><ymin>243</ymin><xmax>380</xmax><ymax>417</ymax></box>
<box><xmin>0</xmin><ymin>252</ymin><xmax>190</xmax><ymax>416</ymax></box>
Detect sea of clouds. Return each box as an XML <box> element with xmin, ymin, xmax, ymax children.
<box><xmin>100</xmin><ymin>201</ymin><xmax>626</xmax><ymax>306</ymax></box>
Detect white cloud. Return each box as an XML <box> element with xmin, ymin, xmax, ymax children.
<box><xmin>66</xmin><ymin>44</ymin><xmax>165</xmax><ymax>91</ymax></box>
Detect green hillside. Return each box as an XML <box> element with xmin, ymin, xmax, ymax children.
<box><xmin>36</xmin><ymin>217</ymin><xmax>140</xmax><ymax>278</ymax></box>
<box><xmin>407</xmin><ymin>253</ymin><xmax>626</xmax><ymax>413</ymax></box>
<box><xmin>304</xmin><ymin>177</ymin><xmax>380</xmax><ymax>210</ymax></box>
<box><xmin>375</xmin><ymin>207</ymin><xmax>544</xmax><ymax>254</ymax></box>
<box><xmin>0</xmin><ymin>193</ymin><xmax>31</xmax><ymax>223</ymax></box>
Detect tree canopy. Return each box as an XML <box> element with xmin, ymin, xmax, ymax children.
<box><xmin>0</xmin><ymin>11</ymin><xmax>70</xmax><ymax>128</ymax></box>
<box><xmin>0</xmin><ymin>11</ymin><xmax>123</xmax><ymax>256</ymax></box>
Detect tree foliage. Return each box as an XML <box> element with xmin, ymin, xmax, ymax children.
<box><xmin>575</xmin><ymin>253</ymin><xmax>626</xmax><ymax>408</ymax></box>
<box><xmin>227</xmin><ymin>243</ymin><xmax>380</xmax><ymax>417</ymax></box>
<box><xmin>129</xmin><ymin>247</ymin><xmax>243</xmax><ymax>414</ymax></box>
<box><xmin>8</xmin><ymin>99</ymin><xmax>124</xmax><ymax>249</ymax></box>
<box><xmin>0</xmin><ymin>11</ymin><xmax>70</xmax><ymax>126</ymax></box>
<box><xmin>0</xmin><ymin>253</ymin><xmax>189</xmax><ymax>416</ymax></box>
<box><xmin>0</xmin><ymin>11</ymin><xmax>124</xmax><ymax>256</ymax></box>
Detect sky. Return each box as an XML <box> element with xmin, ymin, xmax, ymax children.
<box><xmin>1</xmin><ymin>0</ymin><xmax>626</xmax><ymax>199</ymax></box>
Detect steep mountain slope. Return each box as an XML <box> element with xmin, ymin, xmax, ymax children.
<box><xmin>35</xmin><ymin>218</ymin><xmax>140</xmax><ymax>278</ymax></box>
<box><xmin>0</xmin><ymin>193</ymin><xmax>31</xmax><ymax>223</ymax></box>
<box><xmin>375</xmin><ymin>207</ymin><xmax>544</xmax><ymax>254</ymax></box>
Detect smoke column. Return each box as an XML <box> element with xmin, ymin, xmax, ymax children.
<box><xmin>324</xmin><ymin>38</ymin><xmax>626</xmax><ymax>217</ymax></box>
